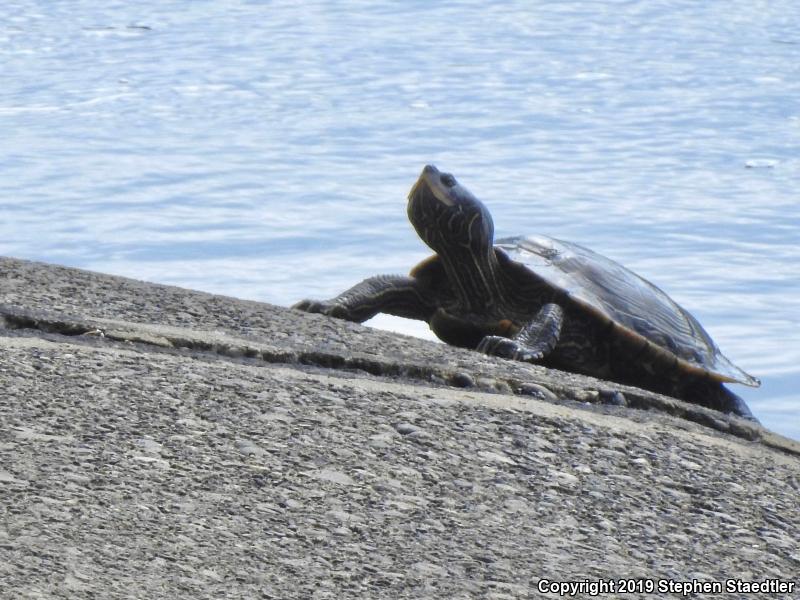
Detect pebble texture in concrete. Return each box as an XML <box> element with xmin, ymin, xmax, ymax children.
<box><xmin>1</xmin><ymin>257</ymin><xmax>799</xmax><ymax>599</ymax></box>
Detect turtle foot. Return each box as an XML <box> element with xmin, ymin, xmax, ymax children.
<box><xmin>292</xmin><ymin>299</ymin><xmax>351</xmax><ymax>319</ymax></box>
<box><xmin>682</xmin><ymin>380</ymin><xmax>760</xmax><ymax>423</ymax></box>
<box><xmin>292</xmin><ymin>299</ymin><xmax>330</xmax><ymax>313</ymax></box>
<box><xmin>477</xmin><ymin>335</ymin><xmax>544</xmax><ymax>363</ymax></box>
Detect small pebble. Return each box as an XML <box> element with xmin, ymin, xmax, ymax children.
<box><xmin>518</xmin><ymin>383</ymin><xmax>558</xmax><ymax>402</ymax></box>
<box><xmin>475</xmin><ymin>377</ymin><xmax>497</xmax><ymax>390</ymax></box>
<box><xmin>600</xmin><ymin>390</ymin><xmax>627</xmax><ymax>407</ymax></box>
<box><xmin>449</xmin><ymin>372</ymin><xmax>475</xmax><ymax>388</ymax></box>
<box><xmin>394</xmin><ymin>422</ymin><xmax>418</xmax><ymax>435</ymax></box>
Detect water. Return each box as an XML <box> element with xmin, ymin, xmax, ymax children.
<box><xmin>1</xmin><ymin>1</ymin><xmax>798</xmax><ymax>439</ymax></box>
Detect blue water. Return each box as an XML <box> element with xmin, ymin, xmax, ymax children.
<box><xmin>2</xmin><ymin>1</ymin><xmax>798</xmax><ymax>439</ymax></box>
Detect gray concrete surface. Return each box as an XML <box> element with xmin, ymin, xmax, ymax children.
<box><xmin>1</xmin><ymin>257</ymin><xmax>799</xmax><ymax>599</ymax></box>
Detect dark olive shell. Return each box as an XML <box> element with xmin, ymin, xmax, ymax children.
<box><xmin>496</xmin><ymin>235</ymin><xmax>759</xmax><ymax>386</ymax></box>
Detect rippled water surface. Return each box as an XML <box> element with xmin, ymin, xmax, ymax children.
<box><xmin>2</xmin><ymin>1</ymin><xmax>798</xmax><ymax>438</ymax></box>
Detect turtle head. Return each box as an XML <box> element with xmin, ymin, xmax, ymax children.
<box><xmin>407</xmin><ymin>165</ymin><xmax>495</xmax><ymax>256</ymax></box>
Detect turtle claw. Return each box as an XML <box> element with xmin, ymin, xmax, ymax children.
<box><xmin>477</xmin><ymin>335</ymin><xmax>544</xmax><ymax>363</ymax></box>
<box><xmin>292</xmin><ymin>299</ymin><xmax>340</xmax><ymax>316</ymax></box>
<box><xmin>292</xmin><ymin>299</ymin><xmax>356</xmax><ymax>321</ymax></box>
<box><xmin>292</xmin><ymin>299</ymin><xmax>328</xmax><ymax>313</ymax></box>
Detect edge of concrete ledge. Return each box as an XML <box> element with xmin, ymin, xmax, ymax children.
<box><xmin>2</xmin><ymin>255</ymin><xmax>798</xmax><ymax>459</ymax></box>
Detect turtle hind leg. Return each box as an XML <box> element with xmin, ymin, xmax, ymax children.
<box><xmin>477</xmin><ymin>303</ymin><xmax>564</xmax><ymax>363</ymax></box>
<box><xmin>293</xmin><ymin>275</ymin><xmax>436</xmax><ymax>323</ymax></box>
<box><xmin>682</xmin><ymin>379</ymin><xmax>759</xmax><ymax>422</ymax></box>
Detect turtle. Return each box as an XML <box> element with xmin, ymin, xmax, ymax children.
<box><xmin>294</xmin><ymin>165</ymin><xmax>760</xmax><ymax>420</ymax></box>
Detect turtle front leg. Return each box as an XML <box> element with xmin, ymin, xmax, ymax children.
<box><xmin>477</xmin><ymin>303</ymin><xmax>564</xmax><ymax>363</ymax></box>
<box><xmin>293</xmin><ymin>275</ymin><xmax>436</xmax><ymax>323</ymax></box>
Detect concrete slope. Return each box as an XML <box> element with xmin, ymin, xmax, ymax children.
<box><xmin>1</xmin><ymin>257</ymin><xmax>798</xmax><ymax>599</ymax></box>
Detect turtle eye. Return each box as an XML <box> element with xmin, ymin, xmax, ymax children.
<box><xmin>440</xmin><ymin>173</ymin><xmax>457</xmax><ymax>188</ymax></box>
